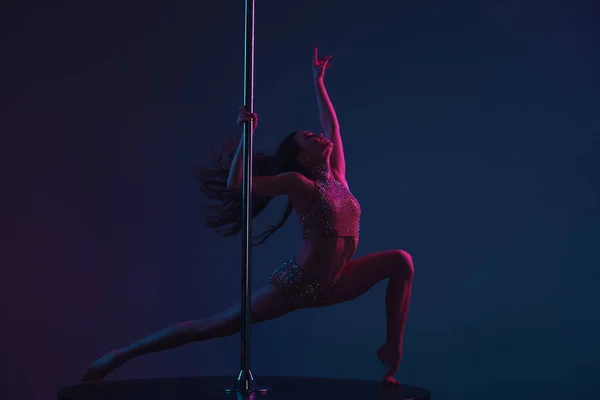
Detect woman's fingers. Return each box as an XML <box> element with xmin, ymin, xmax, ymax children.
<box><xmin>238</xmin><ymin>112</ymin><xmax>257</xmax><ymax>122</ymax></box>
<box><xmin>317</xmin><ymin>55</ymin><xmax>332</xmax><ymax>67</ymax></box>
<box><xmin>238</xmin><ymin>106</ymin><xmax>257</xmax><ymax>133</ymax></box>
<box><xmin>239</xmin><ymin>106</ymin><xmax>256</xmax><ymax>115</ymax></box>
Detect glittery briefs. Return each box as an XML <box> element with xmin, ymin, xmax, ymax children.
<box><xmin>268</xmin><ymin>258</ymin><xmax>333</xmax><ymax>304</ymax></box>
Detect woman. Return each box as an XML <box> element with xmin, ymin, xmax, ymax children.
<box><xmin>82</xmin><ymin>48</ymin><xmax>414</xmax><ymax>386</ymax></box>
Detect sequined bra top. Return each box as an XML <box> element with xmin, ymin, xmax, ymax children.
<box><xmin>298</xmin><ymin>163</ymin><xmax>361</xmax><ymax>239</ymax></box>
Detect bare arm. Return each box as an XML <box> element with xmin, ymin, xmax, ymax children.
<box><xmin>226</xmin><ymin>106</ymin><xmax>256</xmax><ymax>189</ymax></box>
<box><xmin>225</xmin><ymin>133</ymin><xmax>245</xmax><ymax>189</ymax></box>
<box><xmin>314</xmin><ymin>78</ymin><xmax>345</xmax><ymax>178</ymax></box>
<box><xmin>313</xmin><ymin>47</ymin><xmax>346</xmax><ymax>179</ymax></box>
<box><xmin>227</xmin><ymin>137</ymin><xmax>307</xmax><ymax>197</ymax></box>
<box><xmin>229</xmin><ymin>172</ymin><xmax>308</xmax><ymax>198</ymax></box>
<box><xmin>226</xmin><ymin>107</ymin><xmax>308</xmax><ymax>197</ymax></box>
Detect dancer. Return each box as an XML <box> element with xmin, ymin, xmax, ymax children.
<box><xmin>82</xmin><ymin>47</ymin><xmax>414</xmax><ymax>386</ymax></box>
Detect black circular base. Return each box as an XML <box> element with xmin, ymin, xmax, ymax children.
<box><xmin>58</xmin><ymin>376</ymin><xmax>431</xmax><ymax>400</ymax></box>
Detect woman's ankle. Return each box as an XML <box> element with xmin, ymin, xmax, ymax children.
<box><xmin>114</xmin><ymin>348</ymin><xmax>133</xmax><ymax>362</ymax></box>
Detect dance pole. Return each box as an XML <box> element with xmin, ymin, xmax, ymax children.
<box><xmin>224</xmin><ymin>0</ymin><xmax>267</xmax><ymax>394</ymax></box>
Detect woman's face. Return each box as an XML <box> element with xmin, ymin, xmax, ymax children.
<box><xmin>295</xmin><ymin>131</ymin><xmax>333</xmax><ymax>166</ymax></box>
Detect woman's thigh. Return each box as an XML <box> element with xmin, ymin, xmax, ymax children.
<box><xmin>321</xmin><ymin>250</ymin><xmax>412</xmax><ymax>306</ymax></box>
<box><xmin>219</xmin><ymin>283</ymin><xmax>297</xmax><ymax>325</ymax></box>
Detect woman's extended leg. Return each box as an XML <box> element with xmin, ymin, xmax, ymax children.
<box><xmin>82</xmin><ymin>283</ymin><xmax>294</xmax><ymax>383</ymax></box>
<box><xmin>321</xmin><ymin>249</ymin><xmax>414</xmax><ymax>385</ymax></box>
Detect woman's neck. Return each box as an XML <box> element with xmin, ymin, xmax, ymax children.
<box><xmin>310</xmin><ymin>162</ymin><xmax>332</xmax><ymax>181</ymax></box>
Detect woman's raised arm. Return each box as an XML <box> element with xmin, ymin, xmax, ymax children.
<box><xmin>313</xmin><ymin>47</ymin><xmax>346</xmax><ymax>179</ymax></box>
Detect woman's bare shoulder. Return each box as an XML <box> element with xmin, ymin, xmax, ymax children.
<box><xmin>282</xmin><ymin>172</ymin><xmax>315</xmax><ymax>212</ymax></box>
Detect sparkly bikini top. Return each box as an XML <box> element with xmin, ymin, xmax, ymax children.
<box><xmin>298</xmin><ymin>163</ymin><xmax>361</xmax><ymax>239</ymax></box>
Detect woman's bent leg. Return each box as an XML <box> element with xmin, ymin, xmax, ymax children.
<box><xmin>319</xmin><ymin>250</ymin><xmax>415</xmax><ymax>385</ymax></box>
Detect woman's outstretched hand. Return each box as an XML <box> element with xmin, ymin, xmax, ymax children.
<box><xmin>313</xmin><ymin>47</ymin><xmax>332</xmax><ymax>81</ymax></box>
<box><xmin>237</xmin><ymin>106</ymin><xmax>258</xmax><ymax>133</ymax></box>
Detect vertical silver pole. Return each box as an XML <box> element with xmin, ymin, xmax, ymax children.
<box><xmin>238</xmin><ymin>0</ymin><xmax>255</xmax><ymax>391</ymax></box>
<box><xmin>225</xmin><ymin>0</ymin><xmax>268</xmax><ymax>394</ymax></box>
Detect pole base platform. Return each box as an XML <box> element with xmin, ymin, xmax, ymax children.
<box><xmin>58</xmin><ymin>376</ymin><xmax>431</xmax><ymax>400</ymax></box>
<box><xmin>223</xmin><ymin>384</ymin><xmax>270</xmax><ymax>394</ymax></box>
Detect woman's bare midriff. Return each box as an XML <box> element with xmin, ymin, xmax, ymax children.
<box><xmin>294</xmin><ymin>237</ymin><xmax>359</xmax><ymax>284</ymax></box>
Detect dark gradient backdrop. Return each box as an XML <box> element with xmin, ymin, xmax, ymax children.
<box><xmin>2</xmin><ymin>1</ymin><xmax>599</xmax><ymax>399</ymax></box>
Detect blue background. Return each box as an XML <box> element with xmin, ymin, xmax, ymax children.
<box><xmin>2</xmin><ymin>0</ymin><xmax>599</xmax><ymax>399</ymax></box>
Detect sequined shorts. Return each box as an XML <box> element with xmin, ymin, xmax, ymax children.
<box><xmin>268</xmin><ymin>258</ymin><xmax>335</xmax><ymax>305</ymax></box>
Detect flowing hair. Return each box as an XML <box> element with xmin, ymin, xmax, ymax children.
<box><xmin>193</xmin><ymin>131</ymin><xmax>311</xmax><ymax>245</ymax></box>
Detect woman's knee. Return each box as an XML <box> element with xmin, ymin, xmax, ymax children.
<box><xmin>391</xmin><ymin>249</ymin><xmax>414</xmax><ymax>280</ymax></box>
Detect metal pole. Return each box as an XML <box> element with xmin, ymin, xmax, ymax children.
<box><xmin>238</xmin><ymin>0</ymin><xmax>255</xmax><ymax>391</ymax></box>
<box><xmin>224</xmin><ymin>0</ymin><xmax>267</xmax><ymax>394</ymax></box>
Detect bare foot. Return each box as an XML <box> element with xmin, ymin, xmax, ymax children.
<box><xmin>377</xmin><ymin>344</ymin><xmax>401</xmax><ymax>386</ymax></box>
<box><xmin>81</xmin><ymin>349</ymin><xmax>127</xmax><ymax>384</ymax></box>
<box><xmin>382</xmin><ymin>376</ymin><xmax>401</xmax><ymax>386</ymax></box>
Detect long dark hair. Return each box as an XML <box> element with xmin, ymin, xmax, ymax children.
<box><xmin>194</xmin><ymin>131</ymin><xmax>310</xmax><ymax>245</ymax></box>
